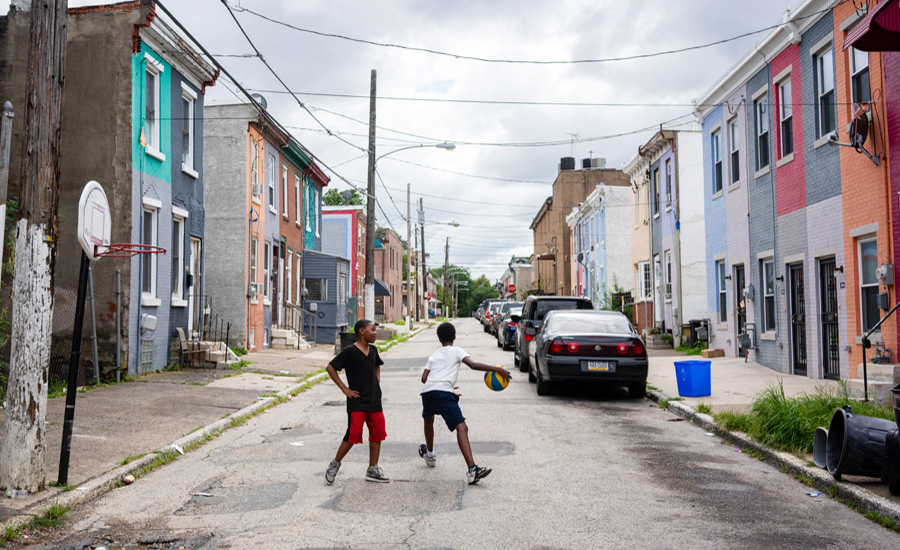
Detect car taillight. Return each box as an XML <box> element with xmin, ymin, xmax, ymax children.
<box><xmin>567</xmin><ymin>342</ymin><xmax>580</xmax><ymax>354</ymax></box>
<box><xmin>549</xmin><ymin>338</ymin><xmax>565</xmax><ymax>354</ymax></box>
<box><xmin>524</xmin><ymin>333</ymin><xmax>534</xmax><ymax>341</ymax></box>
<box><xmin>617</xmin><ymin>343</ymin><xmax>628</xmax><ymax>355</ymax></box>
<box><xmin>509</xmin><ymin>322</ymin><xmax>518</xmax><ymax>327</ymax></box>
<box><xmin>632</xmin><ymin>341</ymin><xmax>645</xmax><ymax>355</ymax></box>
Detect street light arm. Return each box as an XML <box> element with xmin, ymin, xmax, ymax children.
<box><xmin>375</xmin><ymin>142</ymin><xmax>455</xmax><ymax>164</ymax></box>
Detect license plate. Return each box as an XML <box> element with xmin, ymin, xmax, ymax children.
<box><xmin>583</xmin><ymin>360</ymin><xmax>615</xmax><ymax>372</ymax></box>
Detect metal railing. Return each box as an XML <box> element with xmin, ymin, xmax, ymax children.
<box><xmin>284</xmin><ymin>303</ymin><xmax>317</xmax><ymax>346</ymax></box>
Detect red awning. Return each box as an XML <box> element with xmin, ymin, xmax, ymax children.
<box><xmin>844</xmin><ymin>0</ymin><xmax>900</xmax><ymax>51</ymax></box>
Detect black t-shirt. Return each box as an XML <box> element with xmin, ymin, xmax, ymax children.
<box><xmin>330</xmin><ymin>344</ymin><xmax>384</xmax><ymax>412</ymax></box>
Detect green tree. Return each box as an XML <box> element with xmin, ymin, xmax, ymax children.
<box><xmin>323</xmin><ymin>188</ymin><xmax>363</xmax><ymax>206</ymax></box>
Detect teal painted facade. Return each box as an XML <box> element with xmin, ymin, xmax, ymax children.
<box><xmin>131</xmin><ymin>42</ymin><xmax>171</xmax><ymax>183</ymax></box>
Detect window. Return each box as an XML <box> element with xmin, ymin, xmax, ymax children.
<box><xmin>286</xmin><ymin>248</ymin><xmax>293</xmax><ymax>304</ymax></box>
<box><xmin>294</xmin><ymin>174</ymin><xmax>301</xmax><ymax>225</ymax></box>
<box><xmin>339</xmin><ymin>273</ymin><xmax>347</xmax><ymax>304</ymax></box>
<box><xmin>305</xmin><ymin>180</ymin><xmax>312</xmax><ymax>232</ymax></box>
<box><xmin>665</xmin><ymin>251</ymin><xmax>673</xmax><ymax>298</ymax></box>
<box><xmin>250</xmin><ymin>236</ymin><xmax>258</xmax><ymax>287</ymax></box>
<box><xmin>653</xmin><ymin>254</ymin><xmax>661</xmax><ymax>297</ymax></box>
<box><xmin>859</xmin><ymin>239</ymin><xmax>879</xmax><ymax>332</ymax></box>
<box><xmin>181</xmin><ymin>84</ymin><xmax>196</xmax><ymax>174</ymax></box>
<box><xmin>779</xmin><ymin>79</ymin><xmax>793</xmax><ymax>158</ymax></box>
<box><xmin>282</xmin><ymin>163</ymin><xmax>289</xmax><ymax>217</ymax></box>
<box><xmin>267</xmin><ymin>154</ymin><xmax>276</xmax><ymax>211</ymax></box>
<box><xmin>315</xmin><ymin>186</ymin><xmax>321</xmax><ymax>237</ymax></box>
<box><xmin>849</xmin><ymin>47</ymin><xmax>870</xmax><ymax>104</ymax></box>
<box><xmin>755</xmin><ymin>97</ymin><xmax>770</xmax><ymax>170</ymax></box>
<box><xmin>717</xmin><ymin>261</ymin><xmax>727</xmax><ymax>323</ymax></box>
<box><xmin>143</xmin><ymin>55</ymin><xmax>163</xmax><ymax>159</ymax></box>
<box><xmin>653</xmin><ymin>168</ymin><xmax>660</xmax><ymax>215</ymax></box>
<box><xmin>171</xmin><ymin>215</ymin><xmax>185</xmax><ymax>300</ymax></box>
<box><xmin>296</xmin><ymin>254</ymin><xmax>302</xmax><ymax>304</ymax></box>
<box><xmin>816</xmin><ymin>48</ymin><xmax>836</xmax><ymax>137</ymax></box>
<box><xmin>264</xmin><ymin>242</ymin><xmax>271</xmax><ymax>302</ymax></box>
<box><xmin>141</xmin><ymin>207</ymin><xmax>158</xmax><ymax>299</ymax></box>
<box><xmin>762</xmin><ymin>259</ymin><xmax>775</xmax><ymax>332</ymax></box>
<box><xmin>712</xmin><ymin>130</ymin><xmax>722</xmax><ymax>193</ymax></box>
<box><xmin>304</xmin><ymin>278</ymin><xmax>328</xmax><ymax>301</ymax></box>
<box><xmin>665</xmin><ymin>159</ymin><xmax>672</xmax><ymax>207</ymax></box>
<box><xmin>729</xmin><ymin>119</ymin><xmax>740</xmax><ymax>183</ymax></box>
<box><xmin>251</xmin><ymin>141</ymin><xmax>260</xmax><ymax>198</ymax></box>
<box><xmin>638</xmin><ymin>261</ymin><xmax>651</xmax><ymax>300</ymax></box>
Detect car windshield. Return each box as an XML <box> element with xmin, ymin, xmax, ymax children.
<box><xmin>547</xmin><ymin>313</ymin><xmax>634</xmax><ymax>335</ymax></box>
<box><xmin>490</xmin><ymin>304</ymin><xmax>502</xmax><ymax>313</ymax></box>
<box><xmin>506</xmin><ymin>308</ymin><xmax>523</xmax><ymax>318</ymax></box>
<box><xmin>534</xmin><ymin>300</ymin><xmax>592</xmax><ymax>321</ymax></box>
<box><xmin>500</xmin><ymin>302</ymin><xmax>523</xmax><ymax>313</ymax></box>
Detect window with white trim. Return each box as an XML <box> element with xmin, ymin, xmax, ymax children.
<box><xmin>762</xmin><ymin>259</ymin><xmax>775</xmax><ymax>332</ymax></box>
<box><xmin>294</xmin><ymin>174</ymin><xmax>301</xmax><ymax>225</ymax></box>
<box><xmin>296</xmin><ymin>254</ymin><xmax>302</xmax><ymax>304</ymax></box>
<box><xmin>315</xmin><ymin>187</ymin><xmax>321</xmax><ymax>237</ymax></box>
<box><xmin>143</xmin><ymin>54</ymin><xmax>163</xmax><ymax>158</ymax></box>
<box><xmin>779</xmin><ymin>78</ymin><xmax>793</xmax><ymax>158</ymax></box>
<box><xmin>859</xmin><ymin>238</ymin><xmax>879</xmax><ymax>332</ymax></box>
<box><xmin>282</xmin><ymin>163</ymin><xmax>289</xmax><ymax>217</ymax></box>
<box><xmin>267</xmin><ymin>153</ymin><xmax>276</xmax><ymax>212</ymax></box>
<box><xmin>729</xmin><ymin>119</ymin><xmax>740</xmax><ymax>183</ymax></box>
<box><xmin>717</xmin><ymin>260</ymin><xmax>727</xmax><ymax>323</ymax></box>
<box><xmin>286</xmin><ymin>248</ymin><xmax>293</xmax><ymax>304</ymax></box>
<box><xmin>141</xmin><ymin>206</ymin><xmax>158</xmax><ymax>300</ymax></box>
<box><xmin>250</xmin><ymin>236</ymin><xmax>258</xmax><ymax>288</ymax></box>
<box><xmin>264</xmin><ymin>241</ymin><xmax>271</xmax><ymax>302</ymax></box>
<box><xmin>755</xmin><ymin>96</ymin><xmax>770</xmax><ymax>170</ymax></box>
<box><xmin>305</xmin><ymin>180</ymin><xmax>312</xmax><ymax>232</ymax></box>
<box><xmin>181</xmin><ymin>84</ymin><xmax>196</xmax><ymax>174</ymax></box>
<box><xmin>638</xmin><ymin>261</ymin><xmax>651</xmax><ymax>300</ymax></box>
<box><xmin>339</xmin><ymin>272</ymin><xmax>347</xmax><ymax>304</ymax></box>
<box><xmin>171</xmin><ymin>215</ymin><xmax>185</xmax><ymax>300</ymax></box>
<box><xmin>652</xmin><ymin>168</ymin><xmax>660</xmax><ymax>215</ymax></box>
<box><xmin>665</xmin><ymin>250</ymin><xmax>673</xmax><ymax>298</ymax></box>
<box><xmin>712</xmin><ymin>130</ymin><xmax>722</xmax><ymax>193</ymax></box>
<box><xmin>816</xmin><ymin>47</ymin><xmax>836</xmax><ymax>137</ymax></box>
<box><xmin>849</xmin><ymin>47</ymin><xmax>870</xmax><ymax>104</ymax></box>
<box><xmin>251</xmin><ymin>141</ymin><xmax>260</xmax><ymax>199</ymax></box>
<box><xmin>665</xmin><ymin>159</ymin><xmax>672</xmax><ymax>207</ymax></box>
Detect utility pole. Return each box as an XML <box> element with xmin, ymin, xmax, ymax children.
<box><xmin>0</xmin><ymin>102</ymin><xmax>13</xmax><ymax>290</ymax></box>
<box><xmin>0</xmin><ymin>0</ymin><xmax>68</xmax><ymax>492</ymax></box>
<box><xmin>406</xmin><ymin>183</ymin><xmax>412</xmax><ymax>328</ymax></box>
<box><xmin>364</xmin><ymin>69</ymin><xmax>377</xmax><ymax>321</ymax></box>
<box><xmin>420</xmin><ymin>198</ymin><xmax>427</xmax><ymax>319</ymax></box>
<box><xmin>443</xmin><ymin>238</ymin><xmax>449</xmax><ymax>317</ymax></box>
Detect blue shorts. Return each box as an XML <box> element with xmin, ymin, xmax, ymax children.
<box><xmin>421</xmin><ymin>390</ymin><xmax>466</xmax><ymax>431</ymax></box>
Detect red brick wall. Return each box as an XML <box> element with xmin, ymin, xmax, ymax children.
<box><xmin>772</xmin><ymin>44</ymin><xmax>807</xmax><ymax>216</ymax></box>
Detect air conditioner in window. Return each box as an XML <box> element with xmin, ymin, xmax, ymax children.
<box><xmin>252</xmin><ymin>183</ymin><xmax>263</xmax><ymax>197</ymax></box>
<box><xmin>248</xmin><ymin>282</ymin><xmax>264</xmax><ymax>298</ymax></box>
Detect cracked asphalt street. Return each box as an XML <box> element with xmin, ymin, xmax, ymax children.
<box><xmin>20</xmin><ymin>319</ymin><xmax>900</xmax><ymax>549</ymax></box>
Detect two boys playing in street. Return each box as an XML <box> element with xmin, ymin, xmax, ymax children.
<box><xmin>324</xmin><ymin>319</ymin><xmax>511</xmax><ymax>486</ymax></box>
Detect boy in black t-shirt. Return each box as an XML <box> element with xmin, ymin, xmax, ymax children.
<box><xmin>324</xmin><ymin>319</ymin><xmax>389</xmax><ymax>484</ymax></box>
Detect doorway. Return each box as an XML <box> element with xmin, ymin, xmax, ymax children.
<box><xmin>789</xmin><ymin>264</ymin><xmax>807</xmax><ymax>376</ymax></box>
<box><xmin>819</xmin><ymin>258</ymin><xmax>840</xmax><ymax>379</ymax></box>
<box><xmin>734</xmin><ymin>265</ymin><xmax>746</xmax><ymax>355</ymax></box>
<box><xmin>188</xmin><ymin>237</ymin><xmax>201</xmax><ymax>337</ymax></box>
<box><xmin>272</xmin><ymin>244</ymin><xmax>280</xmax><ymax>325</ymax></box>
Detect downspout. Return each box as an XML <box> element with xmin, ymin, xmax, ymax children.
<box><xmin>672</xmin><ymin>133</ymin><xmax>685</xmax><ymax>347</ymax></box>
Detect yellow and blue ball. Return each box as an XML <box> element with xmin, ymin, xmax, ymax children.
<box><xmin>484</xmin><ymin>370</ymin><xmax>509</xmax><ymax>391</ymax></box>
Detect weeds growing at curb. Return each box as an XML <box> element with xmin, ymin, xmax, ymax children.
<box><xmin>47</xmin><ymin>481</ymin><xmax>75</xmax><ymax>492</ymax></box>
<box><xmin>120</xmin><ymin>453</ymin><xmax>147</xmax><ymax>466</ymax></box>
<box><xmin>658</xmin><ymin>399</ymin><xmax>669</xmax><ymax>409</ymax></box>
<box><xmin>696</xmin><ymin>402</ymin><xmax>712</xmax><ymax>415</ymax></box>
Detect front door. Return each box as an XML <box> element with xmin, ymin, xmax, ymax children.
<box><xmin>819</xmin><ymin>258</ymin><xmax>840</xmax><ymax>379</ymax></box>
<box><xmin>789</xmin><ymin>264</ymin><xmax>807</xmax><ymax>376</ymax></box>
<box><xmin>273</xmin><ymin>244</ymin><xmax>281</xmax><ymax>326</ymax></box>
<box><xmin>734</xmin><ymin>265</ymin><xmax>746</xmax><ymax>355</ymax></box>
<box><xmin>188</xmin><ymin>238</ymin><xmax>201</xmax><ymax>336</ymax></box>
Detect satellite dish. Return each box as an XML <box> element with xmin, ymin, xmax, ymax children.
<box><xmin>341</xmin><ymin>190</ymin><xmax>354</xmax><ymax>205</ymax></box>
<box><xmin>577</xmin><ymin>252</ymin><xmax>584</xmax><ymax>264</ymax></box>
<box><xmin>250</xmin><ymin>93</ymin><xmax>267</xmax><ymax>110</ymax></box>
<box><xmin>849</xmin><ymin>110</ymin><xmax>869</xmax><ymax>150</ymax></box>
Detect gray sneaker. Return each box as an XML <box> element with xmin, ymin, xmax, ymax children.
<box><xmin>325</xmin><ymin>460</ymin><xmax>341</xmax><ymax>485</ymax></box>
<box><xmin>365</xmin><ymin>464</ymin><xmax>390</xmax><ymax>483</ymax></box>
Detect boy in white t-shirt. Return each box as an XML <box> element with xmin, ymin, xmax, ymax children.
<box><xmin>419</xmin><ymin>322</ymin><xmax>511</xmax><ymax>484</ymax></box>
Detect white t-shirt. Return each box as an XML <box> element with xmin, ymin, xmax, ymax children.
<box><xmin>421</xmin><ymin>345</ymin><xmax>469</xmax><ymax>394</ymax></box>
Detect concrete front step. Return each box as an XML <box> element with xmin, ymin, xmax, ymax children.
<box><xmin>854</xmin><ymin>363</ymin><xmax>899</xmax><ymax>383</ymax></box>
<box><xmin>270</xmin><ymin>327</ymin><xmax>311</xmax><ymax>350</ymax></box>
<box><xmin>847</xmin><ymin>378</ymin><xmax>896</xmax><ymax>405</ymax></box>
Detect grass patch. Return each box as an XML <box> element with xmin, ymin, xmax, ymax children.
<box><xmin>120</xmin><ymin>453</ymin><xmax>147</xmax><ymax>466</ymax></box>
<box><xmin>233</xmin><ymin>347</ymin><xmax>248</xmax><ymax>356</ymax></box>
<box><xmin>674</xmin><ymin>342</ymin><xmax>705</xmax><ymax>356</ymax></box>
<box><xmin>3</xmin><ymin>522</ymin><xmax>20</xmax><ymax>543</ymax></box>
<box><xmin>47</xmin><ymin>376</ymin><xmax>68</xmax><ymax>399</ymax></box>
<box><xmin>29</xmin><ymin>501</ymin><xmax>68</xmax><ymax>529</ymax></box>
<box><xmin>658</xmin><ymin>399</ymin><xmax>669</xmax><ymax>409</ymax></box>
<box><xmin>696</xmin><ymin>402</ymin><xmax>712</xmax><ymax>415</ymax></box>
<box><xmin>230</xmin><ymin>359</ymin><xmax>250</xmax><ymax>371</ymax></box>
<box><xmin>714</xmin><ymin>409</ymin><xmax>757</xmax><ymax>434</ymax></box>
<box><xmin>47</xmin><ymin>481</ymin><xmax>75</xmax><ymax>492</ymax></box>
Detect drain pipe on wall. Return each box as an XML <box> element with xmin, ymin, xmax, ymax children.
<box><xmin>671</xmin><ymin>131</ymin><xmax>685</xmax><ymax>347</ymax></box>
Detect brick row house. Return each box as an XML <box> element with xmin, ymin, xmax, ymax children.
<box><xmin>693</xmin><ymin>0</ymin><xmax>900</xmax><ymax>386</ymax></box>
<box><xmin>322</xmin><ymin>205</ymin><xmax>367</xmax><ymax>324</ymax></box>
<box><xmin>374</xmin><ymin>228</ymin><xmax>404</xmax><ymax>324</ymax></box>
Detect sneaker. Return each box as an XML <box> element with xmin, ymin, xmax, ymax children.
<box><xmin>365</xmin><ymin>464</ymin><xmax>390</xmax><ymax>483</ymax></box>
<box><xmin>418</xmin><ymin>444</ymin><xmax>436</xmax><ymax>467</ymax></box>
<box><xmin>466</xmin><ymin>465</ymin><xmax>491</xmax><ymax>485</ymax></box>
<box><xmin>325</xmin><ymin>460</ymin><xmax>341</xmax><ymax>485</ymax></box>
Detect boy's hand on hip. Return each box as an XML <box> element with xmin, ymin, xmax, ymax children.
<box><xmin>342</xmin><ymin>388</ymin><xmax>360</xmax><ymax>398</ymax></box>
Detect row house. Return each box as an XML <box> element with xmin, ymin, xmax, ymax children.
<box><xmin>322</xmin><ymin>205</ymin><xmax>366</xmax><ymax>323</ymax></box>
<box><xmin>499</xmin><ymin>257</ymin><xmax>533</xmax><ymax>301</ymax></box>
<box><xmin>0</xmin><ymin>2</ymin><xmax>217</xmax><ymax>375</ymax></box>
<box><xmin>374</xmin><ymin>228</ymin><xmax>403</xmax><ymax>323</ymax></box>
<box><xmin>529</xmin><ymin>157</ymin><xmax>630</xmax><ymax>296</ymax></box>
<box><xmin>565</xmin><ymin>180</ymin><xmax>633</xmax><ymax>307</ymax></box>
<box><xmin>204</xmin><ymin>101</ymin><xmax>331</xmax><ymax>348</ymax></box>
<box><xmin>624</xmin><ymin>130</ymin><xmax>706</xmax><ymax>340</ymax></box>
<box><xmin>695</xmin><ymin>0</ymin><xmax>895</xmax><ymax>381</ymax></box>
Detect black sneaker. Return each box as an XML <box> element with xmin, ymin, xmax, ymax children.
<box><xmin>466</xmin><ymin>465</ymin><xmax>491</xmax><ymax>485</ymax></box>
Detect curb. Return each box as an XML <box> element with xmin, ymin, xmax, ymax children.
<box><xmin>646</xmin><ymin>389</ymin><xmax>900</xmax><ymax>525</ymax></box>
<box><xmin>2</xmin><ymin>371</ymin><xmax>330</xmax><ymax>532</ymax></box>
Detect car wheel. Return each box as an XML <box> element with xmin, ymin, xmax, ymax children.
<box><xmin>527</xmin><ymin>364</ymin><xmax>536</xmax><ymax>383</ymax></box>
<box><xmin>496</xmin><ymin>337</ymin><xmax>502</xmax><ymax>348</ymax></box>
<box><xmin>535</xmin><ymin>364</ymin><xmax>551</xmax><ymax>396</ymax></box>
<box><xmin>514</xmin><ymin>352</ymin><xmax>520</xmax><ymax>366</ymax></box>
<box><xmin>628</xmin><ymin>382</ymin><xmax>647</xmax><ymax>399</ymax></box>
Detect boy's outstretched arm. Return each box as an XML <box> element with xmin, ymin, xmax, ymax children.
<box><xmin>326</xmin><ymin>364</ymin><xmax>359</xmax><ymax>398</ymax></box>
<box><xmin>461</xmin><ymin>357</ymin><xmax>511</xmax><ymax>381</ymax></box>
<box><xmin>421</xmin><ymin>368</ymin><xmax>429</xmax><ymax>384</ymax></box>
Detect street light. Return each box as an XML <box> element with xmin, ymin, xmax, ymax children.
<box><xmin>366</xmin><ymin>142</ymin><xmax>456</xmax><ymax>321</ymax></box>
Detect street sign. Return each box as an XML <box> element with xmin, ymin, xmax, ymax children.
<box><xmin>508</xmin><ymin>284</ymin><xmax>516</xmax><ymax>294</ymax></box>
<box><xmin>77</xmin><ymin>181</ymin><xmax>111</xmax><ymax>261</ymax></box>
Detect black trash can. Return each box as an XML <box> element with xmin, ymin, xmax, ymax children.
<box><xmin>826</xmin><ymin>406</ymin><xmax>897</xmax><ymax>480</ymax></box>
<box><xmin>335</xmin><ymin>331</ymin><xmax>357</xmax><ymax>354</ymax></box>
<box><xmin>885</xmin><ymin>429</ymin><xmax>900</xmax><ymax>495</ymax></box>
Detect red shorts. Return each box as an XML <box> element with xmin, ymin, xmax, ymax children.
<box><xmin>343</xmin><ymin>411</ymin><xmax>387</xmax><ymax>444</ymax></box>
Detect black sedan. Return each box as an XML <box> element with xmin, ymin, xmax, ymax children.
<box><xmin>496</xmin><ymin>307</ymin><xmax>523</xmax><ymax>350</ymax></box>
<box><xmin>529</xmin><ymin>310</ymin><xmax>647</xmax><ymax>398</ymax></box>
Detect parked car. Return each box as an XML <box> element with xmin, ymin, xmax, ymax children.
<box><xmin>514</xmin><ymin>295</ymin><xmax>593</xmax><ymax>373</ymax></box>
<box><xmin>483</xmin><ymin>302</ymin><xmax>504</xmax><ymax>333</ymax></box>
<box><xmin>497</xmin><ymin>306</ymin><xmax>523</xmax><ymax>350</ymax></box>
<box><xmin>529</xmin><ymin>310</ymin><xmax>647</xmax><ymax>398</ymax></box>
<box><xmin>491</xmin><ymin>301</ymin><xmax>523</xmax><ymax>336</ymax></box>
<box><xmin>478</xmin><ymin>298</ymin><xmax>503</xmax><ymax>328</ymax></box>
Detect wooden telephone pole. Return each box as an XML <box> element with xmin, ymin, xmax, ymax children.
<box><xmin>0</xmin><ymin>0</ymin><xmax>68</xmax><ymax>492</ymax></box>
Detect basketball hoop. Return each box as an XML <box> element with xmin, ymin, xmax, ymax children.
<box><xmin>95</xmin><ymin>243</ymin><xmax>166</xmax><ymax>258</ymax></box>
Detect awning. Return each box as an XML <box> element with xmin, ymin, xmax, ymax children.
<box><xmin>374</xmin><ymin>278</ymin><xmax>390</xmax><ymax>296</ymax></box>
<box><xmin>844</xmin><ymin>0</ymin><xmax>900</xmax><ymax>52</ymax></box>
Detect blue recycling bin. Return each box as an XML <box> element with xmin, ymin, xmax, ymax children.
<box><xmin>674</xmin><ymin>360</ymin><xmax>711</xmax><ymax>397</ymax></box>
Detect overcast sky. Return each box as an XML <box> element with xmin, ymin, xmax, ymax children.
<box><xmin>4</xmin><ymin>0</ymin><xmax>796</xmax><ymax>282</ymax></box>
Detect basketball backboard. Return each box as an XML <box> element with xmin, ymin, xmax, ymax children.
<box><xmin>77</xmin><ymin>181</ymin><xmax>111</xmax><ymax>261</ymax></box>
